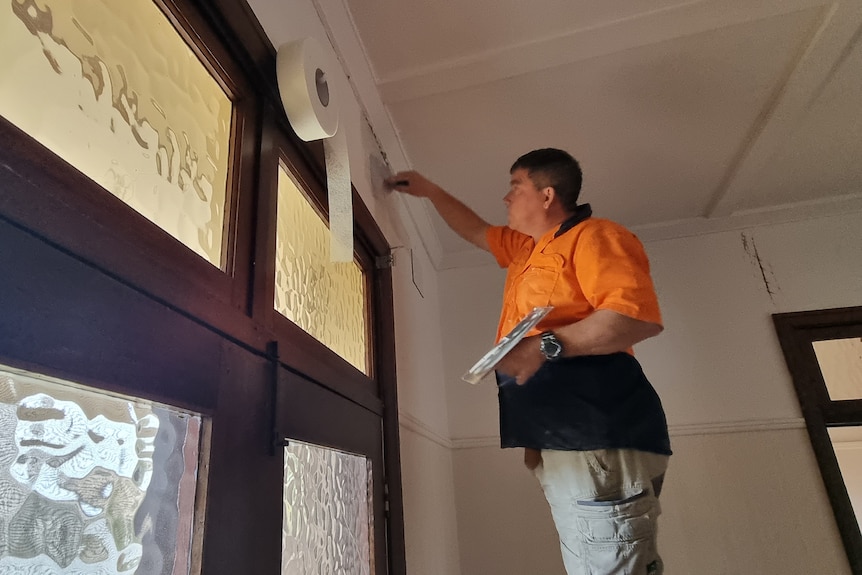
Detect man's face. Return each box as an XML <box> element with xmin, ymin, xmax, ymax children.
<box><xmin>504</xmin><ymin>168</ymin><xmax>547</xmax><ymax>235</ymax></box>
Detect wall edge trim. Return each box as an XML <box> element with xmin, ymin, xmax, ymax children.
<box><xmin>398</xmin><ymin>409</ymin><xmax>452</xmax><ymax>449</ymax></box>
<box><xmin>445</xmin><ymin>417</ymin><xmax>807</xmax><ymax>449</ymax></box>
<box><xmin>668</xmin><ymin>417</ymin><xmax>806</xmax><ymax>437</ymax></box>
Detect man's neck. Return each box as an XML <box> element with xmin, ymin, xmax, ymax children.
<box><xmin>554</xmin><ymin>204</ymin><xmax>593</xmax><ymax>238</ymax></box>
<box><xmin>528</xmin><ymin>211</ymin><xmax>573</xmax><ymax>241</ymax></box>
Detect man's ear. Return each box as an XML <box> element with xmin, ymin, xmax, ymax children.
<box><xmin>543</xmin><ymin>186</ymin><xmax>556</xmax><ymax>209</ymax></box>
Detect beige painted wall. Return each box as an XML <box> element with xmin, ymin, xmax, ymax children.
<box><xmin>399</xmin><ymin>427</ymin><xmax>463</xmax><ymax>575</ymax></box>
<box><xmin>648</xmin><ymin>428</ymin><xmax>845</xmax><ymax>573</ymax></box>
<box><xmin>451</xmin><ymin>447</ymin><xmax>564</xmax><ymax>574</ymax></box>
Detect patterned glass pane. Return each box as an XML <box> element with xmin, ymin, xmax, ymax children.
<box><xmin>275</xmin><ymin>166</ymin><xmax>369</xmax><ymax>374</ymax></box>
<box><xmin>0</xmin><ymin>364</ymin><xmax>203</xmax><ymax>575</ymax></box>
<box><xmin>828</xmin><ymin>425</ymin><xmax>862</xmax><ymax>532</ymax></box>
<box><xmin>282</xmin><ymin>441</ymin><xmax>373</xmax><ymax>575</ymax></box>
<box><xmin>0</xmin><ymin>0</ymin><xmax>232</xmax><ymax>267</ymax></box>
<box><xmin>813</xmin><ymin>338</ymin><xmax>862</xmax><ymax>401</ymax></box>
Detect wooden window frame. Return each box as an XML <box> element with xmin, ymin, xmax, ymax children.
<box><xmin>773</xmin><ymin>306</ymin><xmax>862</xmax><ymax>575</ymax></box>
<box><xmin>254</xmin><ymin>108</ymin><xmax>380</xmax><ymax>410</ymax></box>
<box><xmin>0</xmin><ymin>0</ymin><xmax>261</xmax><ymax>339</ymax></box>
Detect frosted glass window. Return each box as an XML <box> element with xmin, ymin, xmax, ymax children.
<box><xmin>282</xmin><ymin>441</ymin><xmax>373</xmax><ymax>575</ymax></box>
<box><xmin>0</xmin><ymin>364</ymin><xmax>203</xmax><ymax>574</ymax></box>
<box><xmin>275</xmin><ymin>166</ymin><xmax>369</xmax><ymax>374</ymax></box>
<box><xmin>0</xmin><ymin>0</ymin><xmax>232</xmax><ymax>267</ymax></box>
<box><xmin>828</xmin><ymin>426</ymin><xmax>862</xmax><ymax>532</ymax></box>
<box><xmin>814</xmin><ymin>338</ymin><xmax>862</xmax><ymax>401</ymax></box>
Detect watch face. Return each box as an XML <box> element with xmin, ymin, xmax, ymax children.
<box><xmin>540</xmin><ymin>333</ymin><xmax>562</xmax><ymax>360</ymax></box>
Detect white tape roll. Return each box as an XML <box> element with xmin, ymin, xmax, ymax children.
<box><xmin>276</xmin><ymin>38</ymin><xmax>339</xmax><ymax>140</ymax></box>
<box><xmin>276</xmin><ymin>38</ymin><xmax>353</xmax><ymax>262</ymax></box>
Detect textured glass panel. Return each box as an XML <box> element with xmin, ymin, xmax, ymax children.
<box><xmin>828</xmin><ymin>426</ymin><xmax>862</xmax><ymax>532</ymax></box>
<box><xmin>0</xmin><ymin>364</ymin><xmax>202</xmax><ymax>575</ymax></box>
<box><xmin>0</xmin><ymin>0</ymin><xmax>232</xmax><ymax>267</ymax></box>
<box><xmin>275</xmin><ymin>167</ymin><xmax>368</xmax><ymax>374</ymax></box>
<box><xmin>282</xmin><ymin>441</ymin><xmax>373</xmax><ymax>575</ymax></box>
<box><xmin>813</xmin><ymin>338</ymin><xmax>862</xmax><ymax>401</ymax></box>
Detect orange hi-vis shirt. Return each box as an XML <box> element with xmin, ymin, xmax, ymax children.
<box><xmin>486</xmin><ymin>214</ymin><xmax>662</xmax><ymax>347</ymax></box>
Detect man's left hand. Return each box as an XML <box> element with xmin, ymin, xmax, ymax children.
<box><xmin>496</xmin><ymin>334</ymin><xmax>546</xmax><ymax>385</ymax></box>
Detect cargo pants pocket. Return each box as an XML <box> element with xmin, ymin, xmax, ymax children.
<box><xmin>574</xmin><ymin>488</ymin><xmax>662</xmax><ymax>575</ymax></box>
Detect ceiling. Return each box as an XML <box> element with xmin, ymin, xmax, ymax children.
<box><xmin>251</xmin><ymin>0</ymin><xmax>862</xmax><ymax>269</ymax></box>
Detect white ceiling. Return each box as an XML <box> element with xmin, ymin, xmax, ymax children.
<box><xmin>253</xmin><ymin>0</ymin><xmax>862</xmax><ymax>269</ymax></box>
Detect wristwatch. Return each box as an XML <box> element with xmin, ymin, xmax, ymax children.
<box><xmin>539</xmin><ymin>331</ymin><xmax>564</xmax><ymax>361</ymax></box>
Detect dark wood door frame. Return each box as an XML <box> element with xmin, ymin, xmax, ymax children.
<box><xmin>773</xmin><ymin>306</ymin><xmax>862</xmax><ymax>575</ymax></box>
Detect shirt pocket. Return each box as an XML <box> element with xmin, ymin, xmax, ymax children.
<box><xmin>511</xmin><ymin>254</ymin><xmax>564</xmax><ymax>316</ymax></box>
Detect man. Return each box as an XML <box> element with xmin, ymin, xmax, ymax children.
<box><xmin>386</xmin><ymin>148</ymin><xmax>671</xmax><ymax>575</ymax></box>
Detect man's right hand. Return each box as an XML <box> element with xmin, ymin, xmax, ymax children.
<box><xmin>384</xmin><ymin>171</ymin><xmax>441</xmax><ymax>199</ymax></box>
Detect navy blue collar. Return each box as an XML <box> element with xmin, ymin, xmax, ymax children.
<box><xmin>554</xmin><ymin>203</ymin><xmax>592</xmax><ymax>237</ymax></box>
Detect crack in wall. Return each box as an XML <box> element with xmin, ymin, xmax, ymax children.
<box><xmin>741</xmin><ymin>231</ymin><xmax>779</xmax><ymax>303</ymax></box>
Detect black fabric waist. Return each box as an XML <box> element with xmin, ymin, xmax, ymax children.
<box><xmin>496</xmin><ymin>352</ymin><xmax>672</xmax><ymax>454</ymax></box>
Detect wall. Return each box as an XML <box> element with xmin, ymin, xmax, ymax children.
<box><xmin>390</xmin><ymin>218</ymin><xmax>463</xmax><ymax>575</ymax></box>
<box><xmin>440</xmin><ymin>210</ymin><xmax>862</xmax><ymax>574</ymax></box>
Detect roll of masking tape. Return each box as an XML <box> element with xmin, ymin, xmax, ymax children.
<box><xmin>277</xmin><ymin>38</ymin><xmax>352</xmax><ymax>262</ymax></box>
<box><xmin>277</xmin><ymin>38</ymin><xmax>339</xmax><ymax>140</ymax></box>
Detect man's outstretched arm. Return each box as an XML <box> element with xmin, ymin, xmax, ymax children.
<box><xmin>386</xmin><ymin>171</ymin><xmax>490</xmax><ymax>252</ymax></box>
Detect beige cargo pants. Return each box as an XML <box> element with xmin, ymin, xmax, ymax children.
<box><xmin>532</xmin><ymin>448</ymin><xmax>669</xmax><ymax>575</ymax></box>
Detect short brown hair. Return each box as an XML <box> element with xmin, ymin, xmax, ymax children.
<box><xmin>511</xmin><ymin>148</ymin><xmax>583</xmax><ymax>213</ymax></box>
